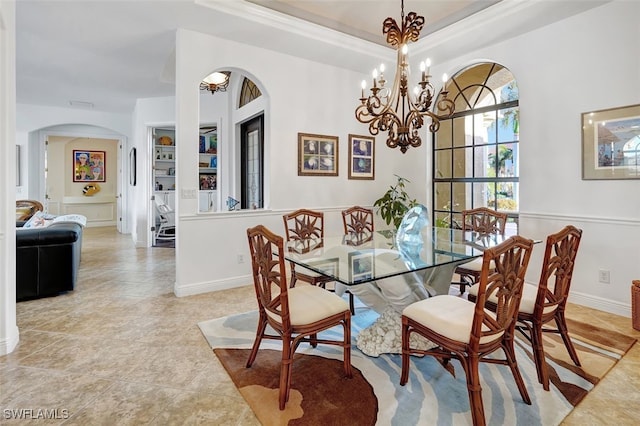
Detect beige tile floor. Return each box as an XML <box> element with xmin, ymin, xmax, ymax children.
<box><xmin>1</xmin><ymin>226</ymin><xmax>639</xmax><ymax>424</ymax></box>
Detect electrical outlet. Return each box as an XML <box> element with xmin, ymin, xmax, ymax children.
<box><xmin>237</xmin><ymin>254</ymin><xmax>244</xmax><ymax>264</ymax></box>
<box><xmin>598</xmin><ymin>269</ymin><xmax>610</xmax><ymax>284</ymax></box>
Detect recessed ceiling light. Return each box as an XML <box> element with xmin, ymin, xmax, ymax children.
<box><xmin>69</xmin><ymin>100</ymin><xmax>94</xmax><ymax>108</ymax></box>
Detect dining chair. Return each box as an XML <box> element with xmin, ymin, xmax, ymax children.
<box><xmin>468</xmin><ymin>225</ymin><xmax>583</xmax><ymax>391</ymax></box>
<box><xmin>246</xmin><ymin>224</ymin><xmax>353</xmax><ymax>410</ymax></box>
<box><xmin>400</xmin><ymin>235</ymin><xmax>534</xmax><ymax>426</ymax></box>
<box><xmin>340</xmin><ymin>206</ymin><xmax>375</xmax><ymax>313</ymax></box>
<box><xmin>452</xmin><ymin>207</ymin><xmax>508</xmax><ymax>294</ymax></box>
<box><xmin>283</xmin><ymin>208</ymin><xmax>355</xmax><ymax>314</ymax></box>
<box><xmin>154</xmin><ymin>197</ymin><xmax>175</xmax><ymax>242</ymax></box>
<box><xmin>342</xmin><ymin>205</ymin><xmax>374</xmax><ymax>240</ymax></box>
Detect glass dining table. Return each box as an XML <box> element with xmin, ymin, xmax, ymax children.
<box><xmin>284</xmin><ymin>226</ymin><xmax>513</xmax><ymax>356</ymax></box>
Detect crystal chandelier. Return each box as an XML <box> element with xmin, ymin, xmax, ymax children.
<box><xmin>355</xmin><ymin>0</ymin><xmax>455</xmax><ymax>153</ymax></box>
<box><xmin>200</xmin><ymin>71</ymin><xmax>230</xmax><ymax>94</ymax></box>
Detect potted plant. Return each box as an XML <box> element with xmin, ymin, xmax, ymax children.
<box><xmin>373</xmin><ymin>175</ymin><xmax>418</xmax><ymax>230</ymax></box>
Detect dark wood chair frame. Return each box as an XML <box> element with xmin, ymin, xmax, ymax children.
<box><xmin>340</xmin><ymin>205</ymin><xmax>376</xmax><ymax>314</ymax></box>
<box><xmin>453</xmin><ymin>207</ymin><xmax>508</xmax><ymax>294</ymax></box>
<box><xmin>246</xmin><ymin>225</ymin><xmax>352</xmax><ymax>410</ymax></box>
<box><xmin>401</xmin><ymin>235</ymin><xmax>534</xmax><ymax>426</ymax></box>
<box><xmin>469</xmin><ymin>226</ymin><xmax>583</xmax><ymax>391</ymax></box>
<box><xmin>283</xmin><ymin>209</ymin><xmax>357</xmax><ymax>315</ymax></box>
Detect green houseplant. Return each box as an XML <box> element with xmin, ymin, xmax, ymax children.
<box><xmin>373</xmin><ymin>175</ymin><xmax>418</xmax><ymax>229</ymax></box>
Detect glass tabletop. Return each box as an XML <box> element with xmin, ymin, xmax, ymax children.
<box><xmin>283</xmin><ymin>227</ymin><xmax>510</xmax><ymax>286</ymax></box>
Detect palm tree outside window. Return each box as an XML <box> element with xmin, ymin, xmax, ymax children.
<box><xmin>432</xmin><ymin>62</ymin><xmax>520</xmax><ymax>233</ymax></box>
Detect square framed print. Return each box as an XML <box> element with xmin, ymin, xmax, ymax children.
<box><xmin>298</xmin><ymin>133</ymin><xmax>339</xmax><ymax>176</ymax></box>
<box><xmin>349</xmin><ymin>251</ymin><xmax>374</xmax><ymax>283</ymax></box>
<box><xmin>582</xmin><ymin>104</ymin><xmax>640</xmax><ymax>180</ymax></box>
<box><xmin>73</xmin><ymin>150</ymin><xmax>105</xmax><ymax>182</ymax></box>
<box><xmin>348</xmin><ymin>134</ymin><xmax>375</xmax><ymax>180</ymax></box>
<box><xmin>307</xmin><ymin>257</ymin><xmax>339</xmax><ymax>280</ymax></box>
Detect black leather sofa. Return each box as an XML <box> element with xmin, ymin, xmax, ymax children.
<box><xmin>16</xmin><ymin>222</ymin><xmax>83</xmax><ymax>301</ymax></box>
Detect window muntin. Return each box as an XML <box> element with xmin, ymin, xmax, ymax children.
<box><xmin>433</xmin><ymin>62</ymin><xmax>519</xmax><ymax>231</ymax></box>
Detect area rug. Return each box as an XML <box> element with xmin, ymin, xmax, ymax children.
<box><xmin>198</xmin><ymin>307</ymin><xmax>636</xmax><ymax>426</ymax></box>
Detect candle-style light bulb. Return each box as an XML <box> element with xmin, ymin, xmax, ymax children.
<box><xmin>361</xmin><ymin>80</ymin><xmax>366</xmax><ymax>98</ymax></box>
<box><xmin>372</xmin><ymin>69</ymin><xmax>378</xmax><ymax>88</ymax></box>
<box><xmin>420</xmin><ymin>61</ymin><xmax>426</xmax><ymax>81</ymax></box>
<box><xmin>425</xmin><ymin>58</ymin><xmax>432</xmax><ymax>76</ymax></box>
<box><xmin>379</xmin><ymin>63</ymin><xmax>385</xmax><ymax>73</ymax></box>
<box><xmin>442</xmin><ymin>73</ymin><xmax>449</xmax><ymax>85</ymax></box>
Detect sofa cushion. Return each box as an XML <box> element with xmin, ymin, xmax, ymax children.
<box><xmin>23</xmin><ymin>211</ymin><xmax>57</xmax><ymax>228</ymax></box>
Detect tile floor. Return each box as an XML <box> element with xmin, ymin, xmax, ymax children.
<box><xmin>1</xmin><ymin>226</ymin><xmax>639</xmax><ymax>424</ymax></box>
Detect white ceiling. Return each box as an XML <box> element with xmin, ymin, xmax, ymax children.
<box><xmin>15</xmin><ymin>0</ymin><xmax>607</xmax><ymax>113</ymax></box>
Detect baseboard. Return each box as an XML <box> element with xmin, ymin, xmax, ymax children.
<box><xmin>569</xmin><ymin>290</ymin><xmax>632</xmax><ymax>318</ymax></box>
<box><xmin>0</xmin><ymin>325</ymin><xmax>20</xmax><ymax>356</ymax></box>
<box><xmin>174</xmin><ymin>274</ymin><xmax>252</xmax><ymax>297</ymax></box>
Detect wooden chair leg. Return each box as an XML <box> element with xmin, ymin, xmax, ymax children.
<box><xmin>279</xmin><ymin>338</ymin><xmax>294</xmax><ymax>410</ymax></box>
<box><xmin>531</xmin><ymin>321</ymin><xmax>550</xmax><ymax>390</ymax></box>
<box><xmin>503</xmin><ymin>334</ymin><xmax>532</xmax><ymax>403</ymax></box>
<box><xmin>400</xmin><ymin>319</ymin><xmax>411</xmax><ymax>385</ymax></box>
<box><xmin>342</xmin><ymin>319</ymin><xmax>353</xmax><ymax>378</ymax></box>
<box><xmin>464</xmin><ymin>355</ymin><xmax>486</xmax><ymax>426</ymax></box>
<box><xmin>348</xmin><ymin>291</ymin><xmax>355</xmax><ymax>315</ymax></box>
<box><xmin>246</xmin><ymin>315</ymin><xmax>267</xmax><ymax>368</ymax></box>
<box><xmin>555</xmin><ymin>310</ymin><xmax>581</xmax><ymax>366</ymax></box>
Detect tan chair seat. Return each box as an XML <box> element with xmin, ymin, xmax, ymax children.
<box><xmin>403</xmin><ymin>295</ymin><xmax>502</xmax><ymax>345</ymax></box>
<box><xmin>266</xmin><ymin>285</ymin><xmax>350</xmax><ymax>326</ymax></box>
<box><xmin>468</xmin><ymin>282</ymin><xmax>557</xmax><ymax>316</ymax></box>
<box><xmin>457</xmin><ymin>257</ymin><xmax>494</xmax><ymax>272</ymax></box>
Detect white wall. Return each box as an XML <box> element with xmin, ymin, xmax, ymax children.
<box><xmin>431</xmin><ymin>1</ymin><xmax>640</xmax><ymax>315</ymax></box>
<box><xmin>16</xmin><ymin>104</ymin><xmax>131</xmax><ymax>201</ymax></box>
<box><xmin>170</xmin><ymin>29</ymin><xmax>425</xmax><ymax>296</ymax></box>
<box><xmin>0</xmin><ymin>0</ymin><xmax>18</xmax><ymax>356</ymax></box>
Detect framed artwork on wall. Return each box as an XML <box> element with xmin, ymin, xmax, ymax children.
<box><xmin>298</xmin><ymin>132</ymin><xmax>339</xmax><ymax>176</ymax></box>
<box><xmin>582</xmin><ymin>103</ymin><xmax>640</xmax><ymax>180</ymax></box>
<box><xmin>348</xmin><ymin>134</ymin><xmax>375</xmax><ymax>180</ymax></box>
<box><xmin>73</xmin><ymin>150</ymin><xmax>106</xmax><ymax>182</ymax></box>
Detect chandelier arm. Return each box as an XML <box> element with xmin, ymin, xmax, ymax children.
<box><xmin>354</xmin><ymin>3</ymin><xmax>454</xmax><ymax>153</ymax></box>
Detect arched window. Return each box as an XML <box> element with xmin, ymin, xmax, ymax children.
<box><xmin>239</xmin><ymin>77</ymin><xmax>262</xmax><ymax>108</ymax></box>
<box><xmin>432</xmin><ymin>62</ymin><xmax>519</xmax><ymax>232</ymax></box>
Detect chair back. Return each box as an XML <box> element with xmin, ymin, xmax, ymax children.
<box><xmin>462</xmin><ymin>207</ymin><xmax>507</xmax><ymax>236</ymax></box>
<box><xmin>283</xmin><ymin>209</ymin><xmax>324</xmax><ymax>252</ymax></box>
<box><xmin>534</xmin><ymin>225</ymin><xmax>583</xmax><ymax>318</ymax></box>
<box><xmin>471</xmin><ymin>235</ymin><xmax>534</xmax><ymax>350</ymax></box>
<box><xmin>342</xmin><ymin>206</ymin><xmax>374</xmax><ymax>243</ymax></box>
<box><xmin>246</xmin><ymin>225</ymin><xmax>291</xmax><ymax>331</ymax></box>
<box><xmin>154</xmin><ymin>197</ymin><xmax>174</xmax><ymax>223</ymax></box>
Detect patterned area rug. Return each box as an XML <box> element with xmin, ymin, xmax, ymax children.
<box><xmin>198</xmin><ymin>307</ymin><xmax>636</xmax><ymax>425</ymax></box>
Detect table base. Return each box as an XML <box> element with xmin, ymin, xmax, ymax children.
<box><xmin>355</xmin><ymin>306</ymin><xmax>436</xmax><ymax>357</ymax></box>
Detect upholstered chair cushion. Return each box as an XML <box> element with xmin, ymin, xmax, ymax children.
<box><xmin>403</xmin><ymin>295</ymin><xmax>503</xmax><ymax>345</ymax></box>
<box><xmin>266</xmin><ymin>285</ymin><xmax>350</xmax><ymax>326</ymax></box>
<box><xmin>458</xmin><ymin>257</ymin><xmax>495</xmax><ymax>272</ymax></box>
<box><xmin>468</xmin><ymin>282</ymin><xmax>556</xmax><ymax>316</ymax></box>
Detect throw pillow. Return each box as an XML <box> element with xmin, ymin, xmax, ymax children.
<box><xmin>23</xmin><ymin>211</ymin><xmax>57</xmax><ymax>229</ymax></box>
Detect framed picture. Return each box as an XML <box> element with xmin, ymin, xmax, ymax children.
<box><xmin>582</xmin><ymin>104</ymin><xmax>640</xmax><ymax>180</ymax></box>
<box><xmin>73</xmin><ymin>150</ymin><xmax>105</xmax><ymax>182</ymax></box>
<box><xmin>349</xmin><ymin>251</ymin><xmax>374</xmax><ymax>283</ymax></box>
<box><xmin>199</xmin><ymin>173</ymin><xmax>217</xmax><ymax>190</ymax></box>
<box><xmin>348</xmin><ymin>134</ymin><xmax>375</xmax><ymax>180</ymax></box>
<box><xmin>129</xmin><ymin>148</ymin><xmax>136</xmax><ymax>186</ymax></box>
<box><xmin>298</xmin><ymin>132</ymin><xmax>338</xmax><ymax>176</ymax></box>
<box><xmin>307</xmin><ymin>258</ymin><xmax>339</xmax><ymax>280</ymax></box>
